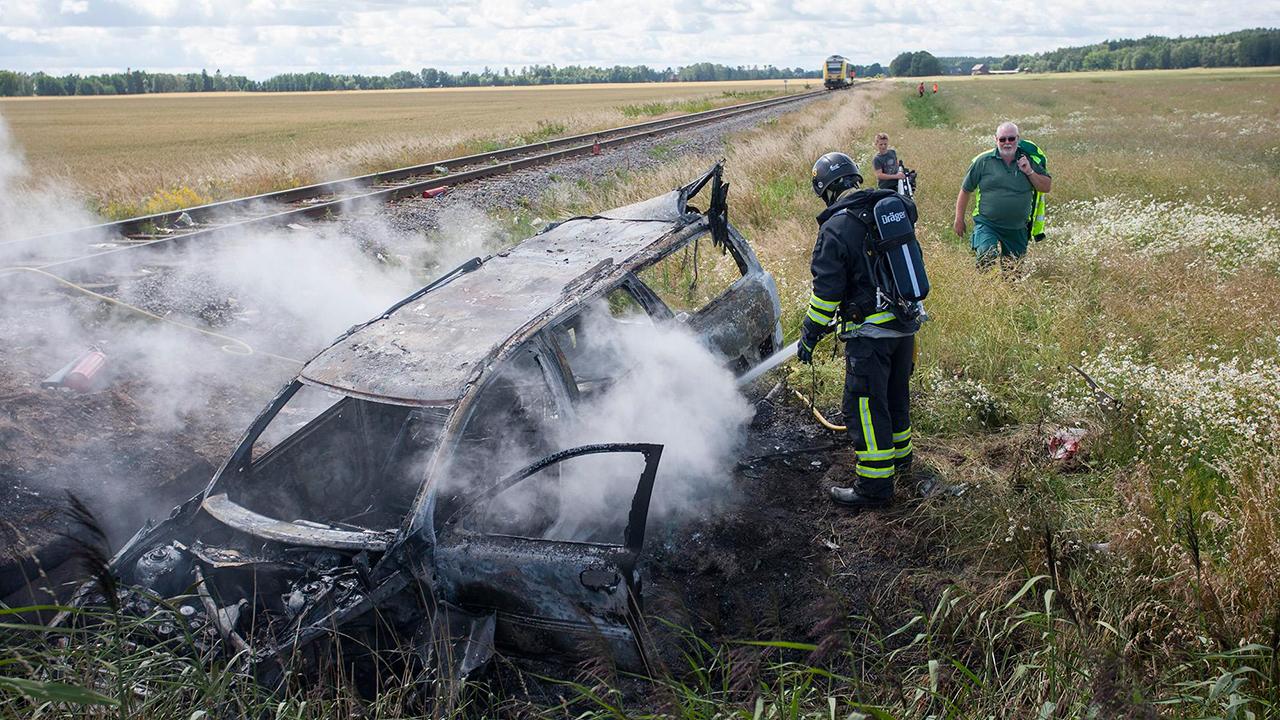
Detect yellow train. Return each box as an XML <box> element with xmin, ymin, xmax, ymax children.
<box><xmin>823</xmin><ymin>55</ymin><xmax>854</xmax><ymax>89</ymax></box>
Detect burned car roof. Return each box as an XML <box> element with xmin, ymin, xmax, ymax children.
<box><xmin>300</xmin><ymin>192</ymin><xmax>698</xmax><ymax>405</ymax></box>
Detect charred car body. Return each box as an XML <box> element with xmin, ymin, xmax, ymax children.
<box><xmin>60</xmin><ymin>164</ymin><xmax>782</xmax><ymax>685</ymax></box>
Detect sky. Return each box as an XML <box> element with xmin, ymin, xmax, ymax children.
<box><xmin>0</xmin><ymin>0</ymin><xmax>1276</xmax><ymax>79</ymax></box>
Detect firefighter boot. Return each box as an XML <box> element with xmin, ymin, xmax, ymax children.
<box><xmin>829</xmin><ymin>485</ymin><xmax>893</xmax><ymax>510</ymax></box>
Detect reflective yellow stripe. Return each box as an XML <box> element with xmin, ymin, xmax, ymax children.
<box><xmin>807</xmin><ymin>308</ymin><xmax>833</xmax><ymax>324</ymax></box>
<box><xmin>894</xmin><ymin>442</ymin><xmax>913</xmax><ymax>459</ymax></box>
<box><xmin>809</xmin><ymin>294</ymin><xmax>839</xmax><ymax>311</ymax></box>
<box><xmin>858</xmin><ymin>448</ymin><xmax>896</xmax><ymax>461</ymax></box>
<box><xmin>842</xmin><ymin>312</ymin><xmax>896</xmax><ymax>333</ymax></box>
<box><xmin>859</xmin><ymin>397</ymin><xmax>879</xmax><ymax>454</ymax></box>
<box><xmin>892</xmin><ymin>428</ymin><xmax>912</xmax><ymax>442</ymax></box>
<box><xmin>808</xmin><ymin>294</ymin><xmax>838</xmax><ymax>325</ymax></box>
<box><xmin>856</xmin><ymin>464</ymin><xmax>896</xmax><ymax>479</ymax></box>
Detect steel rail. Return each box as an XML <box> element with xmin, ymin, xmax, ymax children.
<box><xmin>4</xmin><ymin>89</ymin><xmax>825</xmax><ymax>268</ymax></box>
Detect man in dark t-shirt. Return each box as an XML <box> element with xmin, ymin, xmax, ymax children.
<box><xmin>872</xmin><ymin>133</ymin><xmax>905</xmax><ymax>190</ymax></box>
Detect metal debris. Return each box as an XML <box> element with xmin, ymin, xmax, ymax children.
<box><xmin>41</xmin><ymin>349</ymin><xmax>107</xmax><ymax>392</ymax></box>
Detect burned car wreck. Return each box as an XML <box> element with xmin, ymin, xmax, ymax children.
<box><xmin>60</xmin><ymin>163</ymin><xmax>782</xmax><ymax>687</ymax></box>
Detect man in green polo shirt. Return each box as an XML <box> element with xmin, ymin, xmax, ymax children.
<box><xmin>952</xmin><ymin>121</ymin><xmax>1052</xmax><ymax>268</ymax></box>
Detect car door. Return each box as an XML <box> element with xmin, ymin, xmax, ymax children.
<box><xmin>632</xmin><ymin>227</ymin><xmax>782</xmax><ymax>373</ymax></box>
<box><xmin>431</xmin><ymin>443</ymin><xmax>662</xmax><ymax>672</ymax></box>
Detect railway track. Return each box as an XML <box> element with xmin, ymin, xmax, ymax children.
<box><xmin>1</xmin><ymin>89</ymin><xmax>825</xmax><ymax>279</ymax></box>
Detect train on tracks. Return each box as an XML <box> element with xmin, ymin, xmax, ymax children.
<box><xmin>823</xmin><ymin>55</ymin><xmax>854</xmax><ymax>89</ymax></box>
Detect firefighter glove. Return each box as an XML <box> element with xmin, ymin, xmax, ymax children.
<box><xmin>798</xmin><ymin>337</ymin><xmax>816</xmax><ymax>364</ymax></box>
<box><xmin>799</xmin><ymin>317</ymin><xmax>830</xmax><ymax>364</ymax></box>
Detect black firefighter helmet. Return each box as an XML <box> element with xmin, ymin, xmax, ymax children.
<box><xmin>811</xmin><ymin>152</ymin><xmax>863</xmax><ymax>203</ymax></box>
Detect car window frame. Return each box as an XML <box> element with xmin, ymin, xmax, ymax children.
<box><xmin>438</xmin><ymin>442</ymin><xmax>662</xmax><ymax>554</ymax></box>
<box><xmin>426</xmin><ymin>335</ymin><xmax>574</xmax><ymax>531</ymax></box>
<box><xmin>631</xmin><ymin>227</ymin><xmax>753</xmax><ymax>318</ymax></box>
<box><xmin>542</xmin><ymin>279</ymin><xmax>668</xmax><ymax>403</ymax></box>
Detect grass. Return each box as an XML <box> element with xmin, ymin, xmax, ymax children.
<box><xmin>617</xmin><ymin>89</ymin><xmax>781</xmax><ymax>118</ymax></box>
<box><xmin>0</xmin><ymin>80</ymin><xmax>797</xmax><ymax>220</ymax></box>
<box><xmin>516</xmin><ymin>68</ymin><xmax>1280</xmax><ymax>715</ymax></box>
<box><xmin>5</xmin><ymin>68</ymin><xmax>1280</xmax><ymax>717</ymax></box>
<box><xmin>0</xmin><ymin>600</ymin><xmax>503</xmax><ymax>718</ymax></box>
<box><xmin>902</xmin><ymin>92</ymin><xmax>956</xmax><ymax>129</ymax></box>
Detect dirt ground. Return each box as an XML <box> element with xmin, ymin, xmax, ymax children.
<box><xmin>0</xmin><ymin>278</ymin><xmax>953</xmax><ymax>664</ymax></box>
<box><xmin>0</xmin><ymin>285</ymin><xmax>957</xmax><ymax>707</ymax></box>
<box><xmin>0</xmin><ymin>98</ymin><xmax>961</xmax><ymax>705</ymax></box>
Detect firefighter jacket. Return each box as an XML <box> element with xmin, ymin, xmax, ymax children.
<box><xmin>804</xmin><ymin>188</ymin><xmax>919</xmax><ymax>341</ymax></box>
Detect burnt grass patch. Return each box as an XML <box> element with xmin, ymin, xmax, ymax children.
<box><xmin>469</xmin><ymin>391</ymin><xmax>963</xmax><ymax>714</ymax></box>
<box><xmin>1</xmin><ymin>370</ymin><xmax>962</xmax><ymax>712</ymax></box>
<box><xmin>0</xmin><ymin>94</ymin><xmax>977</xmax><ymax>711</ymax></box>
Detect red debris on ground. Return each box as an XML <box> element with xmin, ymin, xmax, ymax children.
<box><xmin>1048</xmin><ymin>427</ymin><xmax>1087</xmax><ymax>461</ymax></box>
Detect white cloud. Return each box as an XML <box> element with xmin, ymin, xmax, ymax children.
<box><xmin>0</xmin><ymin>0</ymin><xmax>1276</xmax><ymax>77</ymax></box>
<box><xmin>122</xmin><ymin>0</ymin><xmax>184</xmax><ymax>20</ymax></box>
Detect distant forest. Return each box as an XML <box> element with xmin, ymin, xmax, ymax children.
<box><xmin>928</xmin><ymin>27</ymin><xmax>1279</xmax><ymax>76</ymax></box>
<box><xmin>1</xmin><ymin>28</ymin><xmax>1276</xmax><ymax>96</ymax></box>
<box><xmin>0</xmin><ymin>63</ymin><xmax>815</xmax><ymax>97</ymax></box>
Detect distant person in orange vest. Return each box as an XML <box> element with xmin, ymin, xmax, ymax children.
<box><xmin>932</xmin><ymin>82</ymin><xmax>938</xmax><ymax>94</ymax></box>
<box><xmin>917</xmin><ymin>82</ymin><xmax>925</xmax><ymax>97</ymax></box>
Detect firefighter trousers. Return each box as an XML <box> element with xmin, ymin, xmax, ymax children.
<box><xmin>841</xmin><ymin>334</ymin><xmax>914</xmax><ymax>497</ymax></box>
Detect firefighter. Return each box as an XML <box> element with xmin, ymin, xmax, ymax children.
<box><xmin>799</xmin><ymin>152</ymin><xmax>921</xmax><ymax>509</ymax></box>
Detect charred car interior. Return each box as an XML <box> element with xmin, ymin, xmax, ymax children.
<box><xmin>58</xmin><ymin>162</ymin><xmax>783</xmax><ymax>688</ymax></box>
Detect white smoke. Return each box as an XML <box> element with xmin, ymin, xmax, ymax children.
<box><xmin>0</xmin><ymin>111</ymin><xmax>518</xmax><ymax>539</ymax></box>
<box><xmin>549</xmin><ymin>313</ymin><xmax>754</xmax><ymax>537</ymax></box>
<box><xmin>415</xmin><ymin>204</ymin><xmax>502</xmax><ymax>277</ymax></box>
<box><xmin>434</xmin><ymin>301</ymin><xmax>755</xmax><ymax>544</ymax></box>
<box><xmin>0</xmin><ymin>115</ymin><xmax>97</xmax><ymax>263</ymax></box>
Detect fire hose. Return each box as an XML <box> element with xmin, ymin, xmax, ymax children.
<box><xmin>737</xmin><ymin>339</ymin><xmax>847</xmax><ymax>431</ymax></box>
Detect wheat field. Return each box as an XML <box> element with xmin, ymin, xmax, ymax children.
<box><xmin>0</xmin><ymin>79</ymin><xmax>802</xmax><ymax>217</ymax></box>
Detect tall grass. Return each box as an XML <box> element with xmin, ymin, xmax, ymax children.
<box><xmin>523</xmin><ymin>70</ymin><xmax>1280</xmax><ymax>715</ymax></box>
<box><xmin>6</xmin><ymin>70</ymin><xmax>1279</xmax><ymax>716</ymax></box>
<box><xmin>0</xmin><ymin>599</ymin><xmax>514</xmax><ymax>718</ymax></box>
<box><xmin>902</xmin><ymin>93</ymin><xmax>956</xmax><ymax>129</ymax></box>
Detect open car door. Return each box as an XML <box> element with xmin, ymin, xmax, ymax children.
<box><xmin>432</xmin><ymin>443</ymin><xmax>662</xmax><ymax>672</ymax></box>
<box><xmin>631</xmin><ymin>168</ymin><xmax>782</xmax><ymax>372</ymax></box>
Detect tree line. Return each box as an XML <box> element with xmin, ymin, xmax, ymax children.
<box><xmin>1018</xmin><ymin>27</ymin><xmax>1279</xmax><ymax>72</ymax></box>
<box><xmin>0</xmin><ymin>64</ymin><xmax>817</xmax><ymax>97</ymax></box>
<box><xmin>2</xmin><ymin>28</ymin><xmax>1275</xmax><ymax>95</ymax></box>
<box><xmin>891</xmin><ymin>27</ymin><xmax>1279</xmax><ymax>76</ymax></box>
